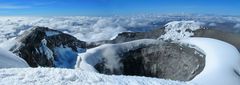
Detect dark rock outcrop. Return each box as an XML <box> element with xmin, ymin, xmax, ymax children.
<box><xmin>94</xmin><ymin>27</ymin><xmax>165</xmax><ymax>45</ymax></box>
<box><xmin>94</xmin><ymin>41</ymin><xmax>205</xmax><ymax>81</ymax></box>
<box><xmin>112</xmin><ymin>28</ymin><xmax>165</xmax><ymax>43</ymax></box>
<box><xmin>10</xmin><ymin>27</ymin><xmax>88</xmax><ymax>68</ymax></box>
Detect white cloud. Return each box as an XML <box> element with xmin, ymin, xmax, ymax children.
<box><xmin>0</xmin><ymin>15</ymin><xmax>240</xmax><ymax>43</ymax></box>
<box><xmin>209</xmin><ymin>23</ymin><xmax>217</xmax><ymax>26</ymax></box>
<box><xmin>234</xmin><ymin>23</ymin><xmax>240</xmax><ymax>28</ymax></box>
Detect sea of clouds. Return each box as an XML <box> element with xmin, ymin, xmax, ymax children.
<box><xmin>0</xmin><ymin>14</ymin><xmax>240</xmax><ymax>43</ymax></box>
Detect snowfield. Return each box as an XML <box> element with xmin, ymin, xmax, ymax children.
<box><xmin>181</xmin><ymin>38</ymin><xmax>240</xmax><ymax>85</ymax></box>
<box><xmin>0</xmin><ymin>68</ymin><xmax>189</xmax><ymax>85</ymax></box>
<box><xmin>0</xmin><ymin>48</ymin><xmax>29</xmax><ymax>68</ymax></box>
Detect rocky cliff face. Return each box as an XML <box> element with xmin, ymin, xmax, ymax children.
<box><xmin>120</xmin><ymin>43</ymin><xmax>205</xmax><ymax>81</ymax></box>
<box><xmin>10</xmin><ymin>27</ymin><xmax>88</xmax><ymax>68</ymax></box>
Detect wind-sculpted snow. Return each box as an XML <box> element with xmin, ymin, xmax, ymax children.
<box><xmin>0</xmin><ymin>68</ymin><xmax>189</xmax><ymax>85</ymax></box>
<box><xmin>181</xmin><ymin>38</ymin><xmax>240</xmax><ymax>85</ymax></box>
<box><xmin>234</xmin><ymin>23</ymin><xmax>240</xmax><ymax>32</ymax></box>
<box><xmin>234</xmin><ymin>23</ymin><xmax>240</xmax><ymax>28</ymax></box>
<box><xmin>0</xmin><ymin>48</ymin><xmax>29</xmax><ymax>68</ymax></box>
<box><xmin>0</xmin><ymin>15</ymin><xmax>240</xmax><ymax>43</ymax></box>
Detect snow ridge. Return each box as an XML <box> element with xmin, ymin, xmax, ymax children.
<box><xmin>181</xmin><ymin>38</ymin><xmax>240</xmax><ymax>85</ymax></box>
<box><xmin>159</xmin><ymin>21</ymin><xmax>202</xmax><ymax>40</ymax></box>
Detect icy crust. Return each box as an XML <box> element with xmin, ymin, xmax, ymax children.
<box><xmin>159</xmin><ymin>21</ymin><xmax>202</xmax><ymax>40</ymax></box>
<box><xmin>181</xmin><ymin>38</ymin><xmax>240</xmax><ymax>85</ymax></box>
<box><xmin>75</xmin><ymin>39</ymin><xmax>161</xmax><ymax>72</ymax></box>
<box><xmin>0</xmin><ymin>68</ymin><xmax>189</xmax><ymax>85</ymax></box>
<box><xmin>0</xmin><ymin>48</ymin><xmax>29</xmax><ymax>68</ymax></box>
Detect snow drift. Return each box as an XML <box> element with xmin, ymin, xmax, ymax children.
<box><xmin>0</xmin><ymin>48</ymin><xmax>29</xmax><ymax>68</ymax></box>
<box><xmin>181</xmin><ymin>38</ymin><xmax>240</xmax><ymax>85</ymax></box>
<box><xmin>0</xmin><ymin>68</ymin><xmax>189</xmax><ymax>85</ymax></box>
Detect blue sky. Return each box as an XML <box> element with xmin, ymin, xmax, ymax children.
<box><xmin>0</xmin><ymin>0</ymin><xmax>239</xmax><ymax>16</ymax></box>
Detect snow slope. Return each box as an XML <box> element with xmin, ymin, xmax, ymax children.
<box><xmin>0</xmin><ymin>68</ymin><xmax>189</xmax><ymax>85</ymax></box>
<box><xmin>0</xmin><ymin>48</ymin><xmax>29</xmax><ymax>68</ymax></box>
<box><xmin>181</xmin><ymin>38</ymin><xmax>240</xmax><ymax>85</ymax></box>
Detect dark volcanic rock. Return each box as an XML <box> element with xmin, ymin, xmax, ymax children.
<box><xmin>97</xmin><ymin>27</ymin><xmax>240</xmax><ymax>51</ymax></box>
<box><xmin>112</xmin><ymin>28</ymin><xmax>165</xmax><ymax>43</ymax></box>
<box><xmin>95</xmin><ymin>27</ymin><xmax>165</xmax><ymax>44</ymax></box>
<box><xmin>94</xmin><ymin>41</ymin><xmax>205</xmax><ymax>81</ymax></box>
<box><xmin>10</xmin><ymin>27</ymin><xmax>88</xmax><ymax>68</ymax></box>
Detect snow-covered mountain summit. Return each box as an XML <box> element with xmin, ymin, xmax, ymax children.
<box><xmin>159</xmin><ymin>21</ymin><xmax>203</xmax><ymax>40</ymax></box>
<box><xmin>0</xmin><ymin>15</ymin><xmax>240</xmax><ymax>85</ymax></box>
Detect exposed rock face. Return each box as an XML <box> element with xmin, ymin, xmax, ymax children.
<box><xmin>92</xmin><ymin>40</ymin><xmax>205</xmax><ymax>81</ymax></box>
<box><xmin>10</xmin><ymin>27</ymin><xmax>88</xmax><ymax>68</ymax></box>
<box><xmin>120</xmin><ymin>43</ymin><xmax>205</xmax><ymax>81</ymax></box>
